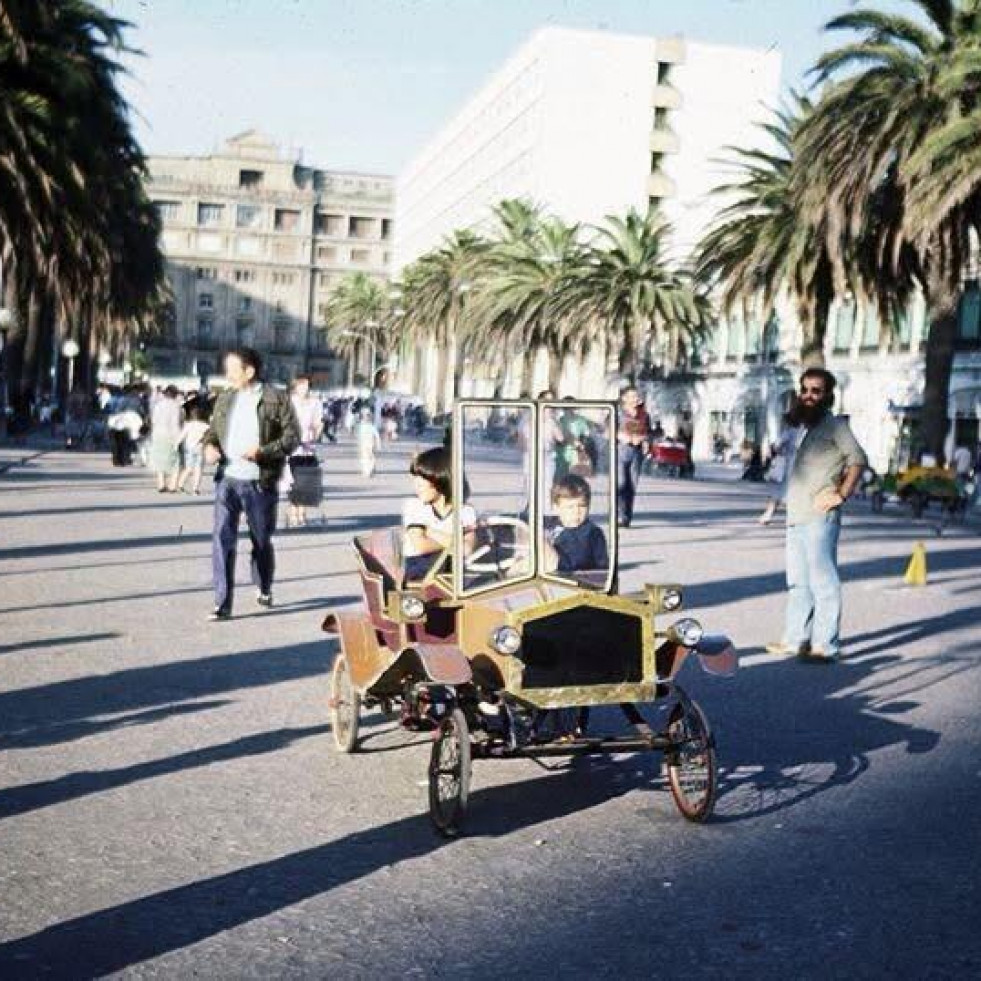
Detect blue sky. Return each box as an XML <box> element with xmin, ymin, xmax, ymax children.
<box><xmin>111</xmin><ymin>0</ymin><xmax>912</xmax><ymax>174</ymax></box>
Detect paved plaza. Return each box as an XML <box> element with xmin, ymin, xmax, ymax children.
<box><xmin>1</xmin><ymin>439</ymin><xmax>980</xmax><ymax>979</ymax></box>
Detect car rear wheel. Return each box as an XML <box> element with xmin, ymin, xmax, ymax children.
<box><xmin>429</xmin><ymin>708</ymin><xmax>471</xmax><ymax>836</ymax></box>
<box><xmin>329</xmin><ymin>654</ymin><xmax>360</xmax><ymax>753</ymax></box>
<box><xmin>666</xmin><ymin>698</ymin><xmax>717</xmax><ymax>822</ymax></box>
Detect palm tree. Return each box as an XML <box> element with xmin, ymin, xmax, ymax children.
<box><xmin>798</xmin><ymin>0</ymin><xmax>981</xmax><ymax>460</ymax></box>
<box><xmin>0</xmin><ymin>1</ymin><xmax>165</xmax><ymax>405</ymax></box>
<box><xmin>695</xmin><ymin>96</ymin><xmax>836</xmax><ymax>367</ymax></box>
<box><xmin>324</xmin><ymin>272</ymin><xmax>391</xmax><ymax>385</ymax></box>
<box><xmin>400</xmin><ymin>229</ymin><xmax>488</xmax><ymax>410</ymax></box>
<box><xmin>577</xmin><ymin>209</ymin><xmax>711</xmax><ymax>381</ymax></box>
<box><xmin>479</xmin><ymin>208</ymin><xmax>590</xmax><ymax>394</ymax></box>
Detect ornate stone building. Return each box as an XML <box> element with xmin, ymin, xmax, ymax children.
<box><xmin>145</xmin><ymin>131</ymin><xmax>394</xmax><ymax>387</ymax></box>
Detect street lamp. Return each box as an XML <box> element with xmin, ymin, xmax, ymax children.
<box><xmin>61</xmin><ymin>338</ymin><xmax>80</xmax><ymax>395</ymax></box>
<box><xmin>0</xmin><ymin>307</ymin><xmax>13</xmax><ymax>433</ymax></box>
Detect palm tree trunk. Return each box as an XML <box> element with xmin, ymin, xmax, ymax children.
<box><xmin>20</xmin><ymin>288</ymin><xmax>43</xmax><ymax>400</ymax></box>
<box><xmin>920</xmin><ymin>298</ymin><xmax>959</xmax><ymax>464</ymax></box>
<box><xmin>800</xmin><ymin>292</ymin><xmax>831</xmax><ymax>368</ymax></box>
<box><xmin>520</xmin><ymin>345</ymin><xmax>538</xmax><ymax>396</ymax></box>
<box><xmin>547</xmin><ymin>348</ymin><xmax>564</xmax><ymax>395</ymax></box>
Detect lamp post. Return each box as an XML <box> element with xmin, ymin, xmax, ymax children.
<box><xmin>61</xmin><ymin>338</ymin><xmax>80</xmax><ymax>396</ymax></box>
<box><xmin>0</xmin><ymin>307</ymin><xmax>13</xmax><ymax>437</ymax></box>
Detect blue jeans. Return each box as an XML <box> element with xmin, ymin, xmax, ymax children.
<box><xmin>785</xmin><ymin>512</ymin><xmax>842</xmax><ymax>657</ymax></box>
<box><xmin>212</xmin><ymin>478</ymin><xmax>278</xmax><ymax>611</ymax></box>
<box><xmin>617</xmin><ymin>443</ymin><xmax>644</xmax><ymax>524</ymax></box>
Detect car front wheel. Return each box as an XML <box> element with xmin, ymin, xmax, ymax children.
<box><xmin>666</xmin><ymin>698</ymin><xmax>717</xmax><ymax>822</ymax></box>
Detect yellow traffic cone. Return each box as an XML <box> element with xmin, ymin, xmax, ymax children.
<box><xmin>904</xmin><ymin>541</ymin><xmax>927</xmax><ymax>586</ymax></box>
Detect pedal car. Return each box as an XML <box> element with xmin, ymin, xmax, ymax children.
<box><xmin>324</xmin><ymin>400</ymin><xmax>737</xmax><ymax>835</ymax></box>
<box><xmin>870</xmin><ymin>465</ymin><xmax>968</xmax><ymax>521</ymax></box>
<box><xmin>648</xmin><ymin>438</ymin><xmax>694</xmax><ymax>478</ymax></box>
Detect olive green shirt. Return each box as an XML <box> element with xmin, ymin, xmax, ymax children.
<box><xmin>786</xmin><ymin>413</ymin><xmax>868</xmax><ymax>526</ymax></box>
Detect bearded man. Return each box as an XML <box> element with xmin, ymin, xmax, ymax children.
<box><xmin>766</xmin><ymin>368</ymin><xmax>867</xmax><ymax>662</ymax></box>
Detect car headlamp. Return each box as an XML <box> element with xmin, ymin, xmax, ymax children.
<box><xmin>661</xmin><ymin>587</ymin><xmax>683</xmax><ymax>612</ymax></box>
<box><xmin>490</xmin><ymin>625</ymin><xmax>522</xmax><ymax>655</ymax></box>
<box><xmin>671</xmin><ymin>617</ymin><xmax>704</xmax><ymax>648</ymax></box>
<box><xmin>399</xmin><ymin>594</ymin><xmax>426</xmax><ymax>620</ymax></box>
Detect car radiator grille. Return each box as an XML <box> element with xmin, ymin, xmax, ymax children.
<box><xmin>520</xmin><ymin>606</ymin><xmax>644</xmax><ymax>689</ymax></box>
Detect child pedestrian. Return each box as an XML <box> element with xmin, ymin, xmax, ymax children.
<box><xmin>355</xmin><ymin>407</ymin><xmax>381</xmax><ymax>478</ymax></box>
<box><xmin>176</xmin><ymin>405</ymin><xmax>209</xmax><ymax>494</ymax></box>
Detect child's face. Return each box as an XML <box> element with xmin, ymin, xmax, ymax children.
<box><xmin>555</xmin><ymin>494</ymin><xmax>589</xmax><ymax>528</ymax></box>
<box><xmin>413</xmin><ymin>474</ymin><xmax>441</xmax><ymax>504</ymax></box>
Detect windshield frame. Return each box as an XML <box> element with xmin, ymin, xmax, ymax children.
<box><xmin>452</xmin><ymin>399</ymin><xmax>538</xmax><ymax>599</ymax></box>
<box><xmin>536</xmin><ymin>399</ymin><xmax>618</xmax><ymax>595</ymax></box>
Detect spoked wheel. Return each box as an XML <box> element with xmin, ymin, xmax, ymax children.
<box><xmin>329</xmin><ymin>654</ymin><xmax>361</xmax><ymax>753</ymax></box>
<box><xmin>429</xmin><ymin>708</ymin><xmax>471</xmax><ymax>836</ymax></box>
<box><xmin>666</xmin><ymin>698</ymin><xmax>717</xmax><ymax>822</ymax></box>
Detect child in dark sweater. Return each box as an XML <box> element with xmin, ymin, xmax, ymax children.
<box><xmin>543</xmin><ymin>475</ymin><xmax>609</xmax><ymax>574</ymax></box>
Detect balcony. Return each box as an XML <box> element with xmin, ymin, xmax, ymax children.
<box><xmin>649</xmin><ymin>129</ymin><xmax>680</xmax><ymax>154</ymax></box>
<box><xmin>654</xmin><ymin>37</ymin><xmax>687</xmax><ymax>64</ymax></box>
<box><xmin>651</xmin><ymin>84</ymin><xmax>682</xmax><ymax>110</ymax></box>
<box><xmin>648</xmin><ymin>172</ymin><xmax>676</xmax><ymax>198</ymax></box>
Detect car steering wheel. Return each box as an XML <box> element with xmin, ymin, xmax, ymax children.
<box><xmin>465</xmin><ymin>516</ymin><xmax>530</xmax><ymax>576</ymax></box>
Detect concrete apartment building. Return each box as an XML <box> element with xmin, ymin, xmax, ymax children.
<box><xmin>394</xmin><ymin>26</ymin><xmax>981</xmax><ymax>466</ymax></box>
<box><xmin>145</xmin><ymin>131</ymin><xmax>394</xmax><ymax>387</ymax></box>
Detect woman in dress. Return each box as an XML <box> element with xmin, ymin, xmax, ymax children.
<box><xmin>148</xmin><ymin>386</ymin><xmax>183</xmax><ymax>492</ymax></box>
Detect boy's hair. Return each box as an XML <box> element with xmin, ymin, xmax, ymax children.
<box><xmin>410</xmin><ymin>446</ymin><xmax>453</xmax><ymax>501</ymax></box>
<box><xmin>551</xmin><ymin>474</ymin><xmax>591</xmax><ymax>507</ymax></box>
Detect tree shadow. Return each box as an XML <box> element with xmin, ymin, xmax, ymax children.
<box><xmin>0</xmin><ymin>755</ymin><xmax>656</xmax><ymax>979</ymax></box>
<box><xmin>0</xmin><ymin>724</ymin><xmax>332</xmax><ymax>820</ymax></box>
<box><xmin>0</xmin><ymin>699</ymin><xmax>231</xmax><ymax>751</ymax></box>
<box><xmin>0</xmin><ymin>638</ymin><xmax>338</xmax><ymax>750</ymax></box>
<box><xmin>0</xmin><ymin>632</ymin><xmax>121</xmax><ymax>656</ymax></box>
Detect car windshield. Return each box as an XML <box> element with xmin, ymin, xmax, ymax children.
<box><xmin>455</xmin><ymin>402</ymin><xmax>535</xmax><ymax>595</ymax></box>
<box><xmin>538</xmin><ymin>402</ymin><xmax>615</xmax><ymax>591</ymax></box>
<box><xmin>454</xmin><ymin>400</ymin><xmax>616</xmax><ymax>596</ymax></box>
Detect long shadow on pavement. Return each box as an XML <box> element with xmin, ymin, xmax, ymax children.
<box><xmin>0</xmin><ymin>636</ymin><xmax>345</xmax><ymax>749</ymax></box>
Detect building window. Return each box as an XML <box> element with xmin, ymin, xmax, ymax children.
<box><xmin>196</xmin><ymin>266</ymin><xmax>217</xmax><ymax>280</ymax></box>
<box><xmin>350</xmin><ymin>248</ymin><xmax>371</xmax><ymax>265</ymax></box>
<box><xmin>651</xmin><ymin>152</ymin><xmax>665</xmax><ymax>174</ymax></box>
<box><xmin>237</xmin><ymin>296</ymin><xmax>252</xmax><ymax>312</ymax></box>
<box><xmin>381</xmin><ymin>218</ymin><xmax>393</xmax><ymax>240</ymax></box>
<box><xmin>274</xmin><ymin>321</ymin><xmax>294</xmax><ymax>352</ymax></box>
<box><xmin>656</xmin><ymin>61</ymin><xmax>672</xmax><ymax>86</ymax></box>
<box><xmin>235</xmin><ymin>316</ymin><xmax>254</xmax><ymax>346</ymax></box>
<box><xmin>957</xmin><ymin>281</ymin><xmax>981</xmax><ymax>345</ymax></box>
<box><xmin>833</xmin><ymin>300</ymin><xmax>855</xmax><ymax>353</ymax></box>
<box><xmin>154</xmin><ymin>200</ymin><xmax>181</xmax><ymax>222</ymax></box>
<box><xmin>317</xmin><ymin>245</ymin><xmax>338</xmax><ymax>263</ymax></box>
<box><xmin>274</xmin><ymin>300</ymin><xmax>285</xmax><ymax>314</ymax></box>
<box><xmin>233</xmin><ymin>268</ymin><xmax>256</xmax><ymax>283</ymax></box>
<box><xmin>653</xmin><ymin>107</ymin><xmax>669</xmax><ymax>131</ymax></box>
<box><xmin>322</xmin><ymin>214</ymin><xmax>345</xmax><ymax>236</ymax></box>
<box><xmin>271</xmin><ymin>272</ymin><xmax>297</xmax><ymax>286</ymax></box>
<box><xmin>318</xmin><ymin>271</ymin><xmax>334</xmax><ymax>289</ymax></box>
<box><xmin>196</xmin><ymin>316</ymin><xmax>214</xmax><ymax>345</ymax></box>
<box><xmin>239</xmin><ymin>169</ymin><xmax>264</xmax><ymax>188</ymax></box>
<box><xmin>272</xmin><ymin>241</ymin><xmax>296</xmax><ymax>260</ymax></box>
<box><xmin>274</xmin><ymin>208</ymin><xmax>301</xmax><ymax>232</ymax></box>
<box><xmin>316</xmin><ymin>301</ymin><xmax>330</xmax><ymax>322</ymax></box>
<box><xmin>197</xmin><ymin>203</ymin><xmax>224</xmax><ymax>227</ymax></box>
<box><xmin>349</xmin><ymin>216</ymin><xmax>375</xmax><ymax>239</ymax></box>
<box><xmin>198</xmin><ymin>293</ymin><xmax>214</xmax><ymax>310</ymax></box>
<box><xmin>236</xmin><ymin>204</ymin><xmax>262</xmax><ymax>229</ymax></box>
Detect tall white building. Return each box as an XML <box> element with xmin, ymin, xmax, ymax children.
<box><xmin>395</xmin><ymin>26</ymin><xmax>782</xmax><ymax>268</ymax></box>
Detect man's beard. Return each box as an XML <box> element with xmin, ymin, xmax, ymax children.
<box><xmin>798</xmin><ymin>401</ymin><xmax>827</xmax><ymax>427</ymax></box>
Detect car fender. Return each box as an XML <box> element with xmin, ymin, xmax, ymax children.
<box><xmin>695</xmin><ymin>634</ymin><xmax>738</xmax><ymax>677</ymax></box>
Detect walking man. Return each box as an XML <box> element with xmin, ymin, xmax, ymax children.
<box><xmin>616</xmin><ymin>385</ymin><xmax>651</xmax><ymax>527</ymax></box>
<box><xmin>203</xmin><ymin>348</ymin><xmax>299</xmax><ymax>621</ymax></box>
<box><xmin>767</xmin><ymin>368</ymin><xmax>867</xmax><ymax>662</ymax></box>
